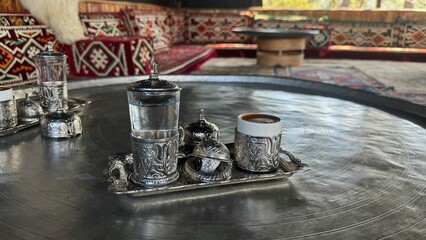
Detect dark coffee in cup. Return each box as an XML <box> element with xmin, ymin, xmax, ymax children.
<box><xmin>241</xmin><ymin>113</ymin><xmax>280</xmax><ymax>124</ymax></box>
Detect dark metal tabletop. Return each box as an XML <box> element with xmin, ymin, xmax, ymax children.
<box><xmin>0</xmin><ymin>75</ymin><xmax>425</xmax><ymax>239</ymax></box>
<box><xmin>232</xmin><ymin>27</ymin><xmax>320</xmax><ymax>38</ymax></box>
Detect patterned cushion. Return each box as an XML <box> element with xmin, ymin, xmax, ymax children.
<box><xmin>124</xmin><ymin>10</ymin><xmax>170</xmax><ymax>53</ymax></box>
<box><xmin>79</xmin><ymin>12</ymin><xmax>130</xmax><ymax>37</ymax></box>
<box><xmin>186</xmin><ymin>13</ymin><xmax>252</xmax><ymax>43</ymax></box>
<box><xmin>329</xmin><ymin>21</ymin><xmax>395</xmax><ymax>47</ymax></box>
<box><xmin>0</xmin><ymin>13</ymin><xmax>62</xmax><ymax>87</ymax></box>
<box><xmin>168</xmin><ymin>12</ymin><xmax>185</xmax><ymax>44</ymax></box>
<box><xmin>0</xmin><ymin>12</ymin><xmax>44</xmax><ymax>26</ymax></box>
<box><xmin>65</xmin><ymin>36</ymin><xmax>154</xmax><ymax>78</ymax></box>
<box><xmin>155</xmin><ymin>44</ymin><xmax>216</xmax><ymax>74</ymax></box>
<box><xmin>394</xmin><ymin>20</ymin><xmax>426</xmax><ymax>48</ymax></box>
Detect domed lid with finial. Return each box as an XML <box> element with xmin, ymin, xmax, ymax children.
<box><xmin>33</xmin><ymin>42</ymin><xmax>66</xmax><ymax>65</ymax></box>
<box><xmin>184</xmin><ymin>109</ymin><xmax>220</xmax><ymax>147</ymax></box>
<box><xmin>127</xmin><ymin>62</ymin><xmax>180</xmax><ymax>92</ymax></box>
<box><xmin>191</xmin><ymin>138</ymin><xmax>230</xmax><ymax>163</ymax></box>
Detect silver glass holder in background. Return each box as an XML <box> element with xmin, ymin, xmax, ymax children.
<box><xmin>33</xmin><ymin>42</ymin><xmax>69</xmax><ymax>113</ymax></box>
<box><xmin>40</xmin><ymin>110</ymin><xmax>82</xmax><ymax>138</ymax></box>
<box><xmin>0</xmin><ymin>97</ymin><xmax>90</xmax><ymax>137</ymax></box>
<box><xmin>0</xmin><ymin>87</ymin><xmax>18</xmax><ymax>131</ymax></box>
<box><xmin>33</xmin><ymin>42</ymin><xmax>82</xmax><ymax>139</ymax></box>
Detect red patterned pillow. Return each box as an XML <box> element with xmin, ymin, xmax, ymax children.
<box><xmin>124</xmin><ymin>9</ymin><xmax>171</xmax><ymax>53</ymax></box>
<box><xmin>186</xmin><ymin>13</ymin><xmax>252</xmax><ymax>44</ymax></box>
<box><xmin>65</xmin><ymin>36</ymin><xmax>154</xmax><ymax>78</ymax></box>
<box><xmin>79</xmin><ymin>12</ymin><xmax>131</xmax><ymax>37</ymax></box>
<box><xmin>0</xmin><ymin>13</ymin><xmax>62</xmax><ymax>87</ymax></box>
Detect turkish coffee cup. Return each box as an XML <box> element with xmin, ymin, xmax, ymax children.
<box><xmin>234</xmin><ymin>113</ymin><xmax>282</xmax><ymax>173</ymax></box>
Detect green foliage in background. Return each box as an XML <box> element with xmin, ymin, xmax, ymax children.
<box><xmin>262</xmin><ymin>0</ymin><xmax>426</xmax><ymax>9</ymax></box>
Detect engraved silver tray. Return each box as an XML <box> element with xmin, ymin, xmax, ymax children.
<box><xmin>105</xmin><ymin>144</ymin><xmax>310</xmax><ymax>197</ymax></box>
<box><xmin>0</xmin><ymin>120</ymin><xmax>40</xmax><ymax>136</ymax></box>
<box><xmin>0</xmin><ymin>97</ymin><xmax>90</xmax><ymax>137</ymax></box>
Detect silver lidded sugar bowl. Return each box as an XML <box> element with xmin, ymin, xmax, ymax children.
<box><xmin>183</xmin><ymin>109</ymin><xmax>220</xmax><ymax>153</ymax></box>
<box><xmin>17</xmin><ymin>93</ymin><xmax>44</xmax><ymax>122</ymax></box>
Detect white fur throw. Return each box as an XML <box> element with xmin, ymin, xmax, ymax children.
<box><xmin>20</xmin><ymin>0</ymin><xmax>85</xmax><ymax>44</ymax></box>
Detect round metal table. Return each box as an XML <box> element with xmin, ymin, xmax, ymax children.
<box><xmin>0</xmin><ymin>75</ymin><xmax>425</xmax><ymax>239</ymax></box>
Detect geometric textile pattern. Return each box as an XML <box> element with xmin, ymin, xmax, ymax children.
<box><xmin>0</xmin><ymin>12</ymin><xmax>44</xmax><ymax>26</ymax></box>
<box><xmin>291</xmin><ymin>67</ymin><xmax>386</xmax><ymax>92</ymax></box>
<box><xmin>307</xmin><ymin>28</ymin><xmax>331</xmax><ymax>49</ymax></box>
<box><xmin>0</xmin><ymin>13</ymin><xmax>62</xmax><ymax>87</ymax></box>
<box><xmin>79</xmin><ymin>12</ymin><xmax>130</xmax><ymax>37</ymax></box>
<box><xmin>155</xmin><ymin>44</ymin><xmax>216</xmax><ymax>74</ymax></box>
<box><xmin>186</xmin><ymin>14</ymin><xmax>252</xmax><ymax>43</ymax></box>
<box><xmin>169</xmin><ymin>13</ymin><xmax>185</xmax><ymax>44</ymax></box>
<box><xmin>329</xmin><ymin>21</ymin><xmax>395</xmax><ymax>47</ymax></box>
<box><xmin>131</xmin><ymin>36</ymin><xmax>154</xmax><ymax>75</ymax></box>
<box><xmin>64</xmin><ymin>36</ymin><xmax>153</xmax><ymax>78</ymax></box>
<box><xmin>255</xmin><ymin>19</ymin><xmax>321</xmax><ymax>30</ymax></box>
<box><xmin>255</xmin><ymin>19</ymin><xmax>331</xmax><ymax>49</ymax></box>
<box><xmin>124</xmin><ymin>10</ymin><xmax>171</xmax><ymax>53</ymax></box>
<box><xmin>397</xmin><ymin>20</ymin><xmax>426</xmax><ymax>48</ymax></box>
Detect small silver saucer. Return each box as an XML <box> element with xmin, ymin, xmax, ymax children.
<box><xmin>184</xmin><ymin>157</ymin><xmax>232</xmax><ymax>183</ymax></box>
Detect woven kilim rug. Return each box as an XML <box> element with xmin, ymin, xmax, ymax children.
<box><xmin>278</xmin><ymin>66</ymin><xmax>386</xmax><ymax>93</ymax></box>
<box><xmin>193</xmin><ymin>58</ymin><xmax>426</xmax><ymax>106</ymax></box>
<box><xmin>282</xmin><ymin>66</ymin><xmax>425</xmax><ymax>106</ymax></box>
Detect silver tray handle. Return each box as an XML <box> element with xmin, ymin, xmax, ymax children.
<box><xmin>178</xmin><ymin>126</ymin><xmax>185</xmax><ymax>146</ymax></box>
<box><xmin>279</xmin><ymin>148</ymin><xmax>311</xmax><ymax>173</ymax></box>
<box><xmin>106</xmin><ymin>155</ymin><xmax>129</xmax><ymax>192</ymax></box>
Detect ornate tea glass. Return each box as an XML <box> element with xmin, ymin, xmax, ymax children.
<box><xmin>127</xmin><ymin>63</ymin><xmax>182</xmax><ymax>187</ymax></box>
<box><xmin>33</xmin><ymin>42</ymin><xmax>68</xmax><ymax>113</ymax></box>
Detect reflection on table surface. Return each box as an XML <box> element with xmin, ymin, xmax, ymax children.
<box><xmin>0</xmin><ymin>77</ymin><xmax>425</xmax><ymax>239</ymax></box>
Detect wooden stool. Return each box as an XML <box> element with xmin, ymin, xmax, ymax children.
<box><xmin>232</xmin><ymin>28</ymin><xmax>319</xmax><ymax>68</ymax></box>
<box><xmin>257</xmin><ymin>37</ymin><xmax>306</xmax><ymax>67</ymax></box>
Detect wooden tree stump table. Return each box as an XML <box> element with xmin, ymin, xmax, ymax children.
<box><xmin>232</xmin><ymin>28</ymin><xmax>319</xmax><ymax>67</ymax></box>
